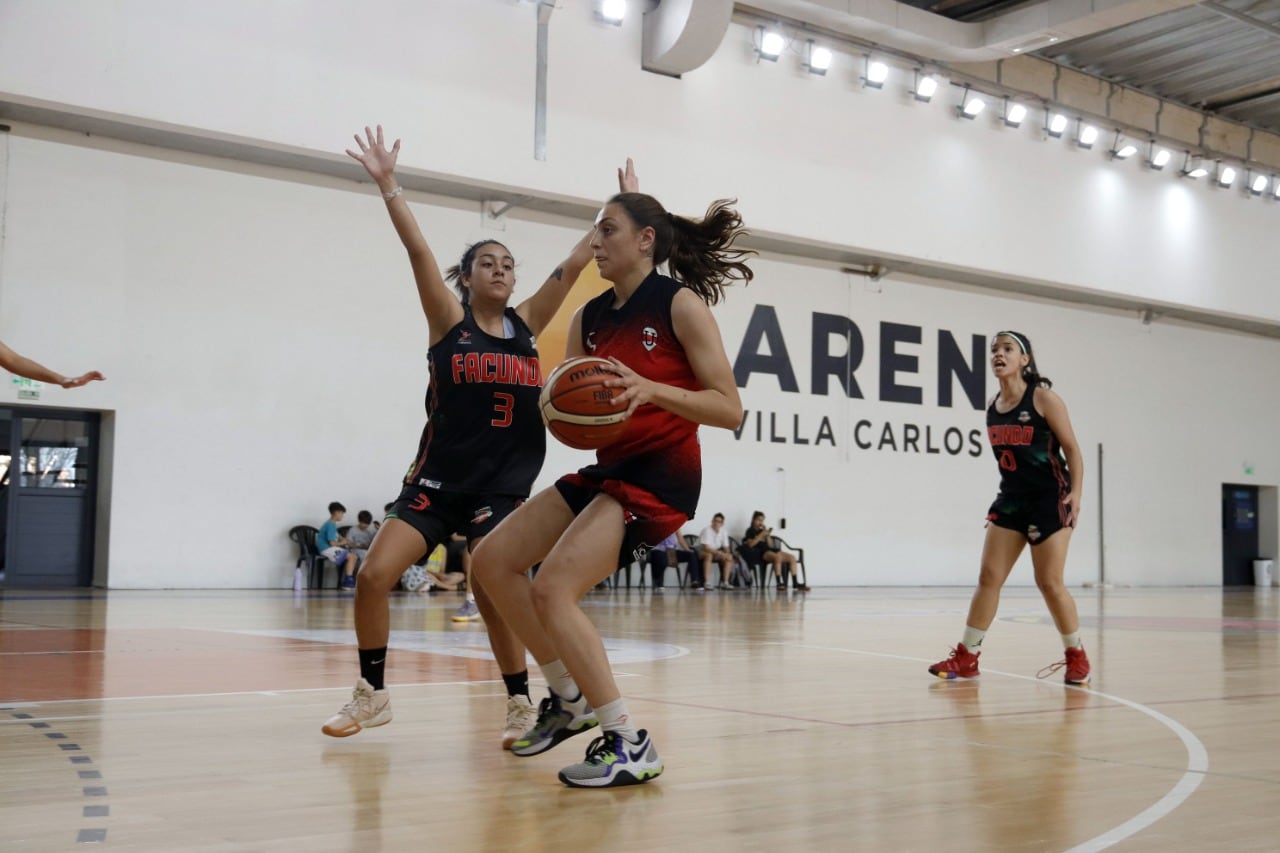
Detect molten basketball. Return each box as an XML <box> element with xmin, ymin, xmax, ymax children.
<box><xmin>540</xmin><ymin>356</ymin><xmax>629</xmax><ymax>450</ymax></box>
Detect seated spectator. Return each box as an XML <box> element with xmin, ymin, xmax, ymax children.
<box><xmin>698</xmin><ymin>512</ymin><xmax>736</xmax><ymax>591</ymax></box>
<box><xmin>426</xmin><ymin>533</ymin><xmax>469</xmax><ymax>592</ymax></box>
<box><xmin>347</xmin><ymin>509</ymin><xmax>377</xmax><ymax>566</ymax></box>
<box><xmin>648</xmin><ymin>532</ymin><xmax>699</xmax><ymax>591</ymax></box>
<box><xmin>740</xmin><ymin>510</ymin><xmax>808</xmax><ymax>591</ymax></box>
<box><xmin>316</xmin><ymin>501</ymin><xmax>358</xmax><ymax>590</ymax></box>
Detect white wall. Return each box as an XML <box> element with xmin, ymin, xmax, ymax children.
<box><xmin>1</xmin><ymin>1</ymin><xmax>1277</xmax><ymax>587</ymax></box>
<box><xmin>1</xmin><ymin>1</ymin><xmax>1276</xmax><ymax>320</ymax></box>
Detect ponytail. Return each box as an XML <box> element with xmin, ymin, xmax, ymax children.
<box><xmin>608</xmin><ymin>193</ymin><xmax>754</xmax><ymax>305</ymax></box>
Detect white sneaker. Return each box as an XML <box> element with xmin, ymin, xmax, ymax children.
<box><xmin>322</xmin><ymin>678</ymin><xmax>392</xmax><ymax>737</ymax></box>
<box><xmin>502</xmin><ymin>694</ymin><xmax>539</xmax><ymax>750</ymax></box>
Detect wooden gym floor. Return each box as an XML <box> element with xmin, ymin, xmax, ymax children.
<box><xmin>1</xmin><ymin>584</ymin><xmax>1277</xmax><ymax>852</ymax></box>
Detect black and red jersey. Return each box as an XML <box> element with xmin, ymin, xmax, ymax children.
<box><xmin>576</xmin><ymin>271</ymin><xmax>702</xmax><ymax>516</ymax></box>
<box><xmin>986</xmin><ymin>382</ymin><xmax>1070</xmax><ymax>495</ymax></box>
<box><xmin>403</xmin><ymin>307</ymin><xmax>545</xmax><ymax>496</ymax></box>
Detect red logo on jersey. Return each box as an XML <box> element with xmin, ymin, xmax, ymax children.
<box><xmin>988</xmin><ymin>425</ymin><xmax>1034</xmax><ymax>446</ymax></box>
<box><xmin>642</xmin><ymin>326</ymin><xmax>658</xmax><ymax>352</ymax></box>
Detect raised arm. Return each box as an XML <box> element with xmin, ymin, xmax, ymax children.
<box><xmin>0</xmin><ymin>340</ymin><xmax>104</xmax><ymax>388</ymax></box>
<box><xmin>604</xmin><ymin>288</ymin><xmax>743</xmax><ymax>429</ymax></box>
<box><xmin>515</xmin><ymin>158</ymin><xmax>639</xmax><ymax>336</ymax></box>
<box><xmin>346</xmin><ymin>125</ymin><xmax>462</xmax><ymax>343</ymax></box>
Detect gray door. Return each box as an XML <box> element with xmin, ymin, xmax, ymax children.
<box><xmin>1</xmin><ymin>408</ymin><xmax>99</xmax><ymax>587</ymax></box>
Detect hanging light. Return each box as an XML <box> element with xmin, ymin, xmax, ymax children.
<box><xmin>1109</xmin><ymin>132</ymin><xmax>1137</xmax><ymax>160</ymax></box>
<box><xmin>1046</xmin><ymin>112</ymin><xmax>1069</xmax><ymax>138</ymax></box>
<box><xmin>596</xmin><ymin>0</ymin><xmax>626</xmax><ymax>25</ymax></box>
<box><xmin>1179</xmin><ymin>153</ymin><xmax>1209</xmax><ymax>179</ymax></box>
<box><xmin>805</xmin><ymin>41</ymin><xmax>832</xmax><ymax>75</ymax></box>
<box><xmin>1149</xmin><ymin>146</ymin><xmax>1172</xmax><ymax>171</ymax></box>
<box><xmin>958</xmin><ymin>86</ymin><xmax>986</xmax><ymax>119</ymax></box>
<box><xmin>1077</xmin><ymin>123</ymin><xmax>1099</xmax><ymax>149</ymax></box>
<box><xmin>914</xmin><ymin>71</ymin><xmax>937</xmax><ymax>102</ymax></box>
<box><xmin>1002</xmin><ymin>100</ymin><xmax>1027</xmax><ymax>128</ymax></box>
<box><xmin>1217</xmin><ymin>164</ymin><xmax>1237</xmax><ymax>187</ymax></box>
<box><xmin>863</xmin><ymin>57</ymin><xmax>889</xmax><ymax>89</ymax></box>
<box><xmin>757</xmin><ymin>27</ymin><xmax>786</xmax><ymax>61</ymax></box>
<box><xmin>1248</xmin><ymin>172</ymin><xmax>1269</xmax><ymax>196</ymax></box>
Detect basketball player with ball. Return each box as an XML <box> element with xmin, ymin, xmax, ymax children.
<box><xmin>322</xmin><ymin>126</ymin><xmax>610</xmax><ymax>749</ymax></box>
<box><xmin>473</xmin><ymin>162</ymin><xmax>752</xmax><ymax>788</ymax></box>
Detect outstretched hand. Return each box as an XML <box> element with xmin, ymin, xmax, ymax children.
<box><xmin>346</xmin><ymin>125</ymin><xmax>401</xmax><ymax>185</ymax></box>
<box><xmin>617</xmin><ymin>157</ymin><xmax>639</xmax><ymax>193</ymax></box>
<box><xmin>61</xmin><ymin>371</ymin><xmax>105</xmax><ymax>389</ymax></box>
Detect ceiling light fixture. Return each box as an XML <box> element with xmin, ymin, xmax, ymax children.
<box><xmin>958</xmin><ymin>86</ymin><xmax>985</xmax><ymax>119</ymax></box>
<box><xmin>1046</xmin><ymin>112</ymin><xmax>1069</xmax><ymax>138</ymax></box>
<box><xmin>1179</xmin><ymin>153</ymin><xmax>1209</xmax><ymax>179</ymax></box>
<box><xmin>1002</xmin><ymin>100</ymin><xmax>1027</xmax><ymax>128</ymax></box>
<box><xmin>804</xmin><ymin>41</ymin><xmax>832</xmax><ymax>75</ymax></box>
<box><xmin>756</xmin><ymin>27</ymin><xmax>786</xmax><ymax>62</ymax></box>
<box><xmin>863</xmin><ymin>57</ymin><xmax>888</xmax><ymax>89</ymax></box>
<box><xmin>913</xmin><ymin>71</ymin><xmax>936</xmax><ymax>102</ymax></box>
<box><xmin>596</xmin><ymin>0</ymin><xmax>626</xmax><ymax>25</ymax></box>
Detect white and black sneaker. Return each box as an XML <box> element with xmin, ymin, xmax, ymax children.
<box><xmin>558</xmin><ymin>729</ymin><xmax>663</xmax><ymax>788</ymax></box>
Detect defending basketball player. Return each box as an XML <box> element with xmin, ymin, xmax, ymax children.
<box><xmin>929</xmin><ymin>331</ymin><xmax>1091</xmax><ymax>685</ymax></box>
<box><xmin>0</xmin><ymin>340</ymin><xmax>104</xmax><ymax>388</ymax></box>
<box><xmin>471</xmin><ymin>162</ymin><xmax>752</xmax><ymax>787</ymax></box>
<box><xmin>321</xmin><ymin>125</ymin><xmax>602</xmax><ymax>747</ymax></box>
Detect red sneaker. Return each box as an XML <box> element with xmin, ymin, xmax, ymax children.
<box><xmin>1038</xmin><ymin>646</ymin><xmax>1091</xmax><ymax>685</ymax></box>
<box><xmin>928</xmin><ymin>643</ymin><xmax>980</xmax><ymax>679</ymax></box>
<box><xmin>1063</xmin><ymin>646</ymin><xmax>1091</xmax><ymax>685</ymax></box>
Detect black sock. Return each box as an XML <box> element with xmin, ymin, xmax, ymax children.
<box><xmin>359</xmin><ymin>647</ymin><xmax>388</xmax><ymax>691</ymax></box>
<box><xmin>502</xmin><ymin>670</ymin><xmax>530</xmax><ymax>699</ymax></box>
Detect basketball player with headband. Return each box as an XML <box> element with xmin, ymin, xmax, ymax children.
<box><xmin>929</xmin><ymin>330</ymin><xmax>1092</xmax><ymax>686</ymax></box>
<box><xmin>471</xmin><ymin>161</ymin><xmax>752</xmax><ymax>787</ymax></box>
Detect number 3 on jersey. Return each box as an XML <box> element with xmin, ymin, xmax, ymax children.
<box><xmin>491</xmin><ymin>392</ymin><xmax>514</xmax><ymax>428</ymax></box>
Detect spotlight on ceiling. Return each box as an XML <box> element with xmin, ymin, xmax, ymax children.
<box><xmin>1077</xmin><ymin>123</ymin><xmax>1099</xmax><ymax>149</ymax></box>
<box><xmin>1217</xmin><ymin>164</ymin><xmax>1237</xmax><ymax>188</ymax></box>
<box><xmin>1248</xmin><ymin>172</ymin><xmax>1269</xmax><ymax>196</ymax></box>
<box><xmin>913</xmin><ymin>71</ymin><xmax>937</xmax><ymax>102</ymax></box>
<box><xmin>1149</xmin><ymin>146</ymin><xmax>1172</xmax><ymax>171</ymax></box>
<box><xmin>1002</xmin><ymin>100</ymin><xmax>1027</xmax><ymax>128</ymax></box>
<box><xmin>596</xmin><ymin>0</ymin><xmax>626</xmax><ymax>25</ymax></box>
<box><xmin>1179</xmin><ymin>153</ymin><xmax>1208</xmax><ymax>179</ymax></box>
<box><xmin>1109</xmin><ymin>132</ymin><xmax>1138</xmax><ymax>160</ymax></box>
<box><xmin>958</xmin><ymin>88</ymin><xmax>986</xmax><ymax>119</ymax></box>
<box><xmin>863</xmin><ymin>57</ymin><xmax>889</xmax><ymax>89</ymax></box>
<box><xmin>756</xmin><ymin>27</ymin><xmax>786</xmax><ymax>62</ymax></box>
<box><xmin>804</xmin><ymin>41</ymin><xmax>832</xmax><ymax>75</ymax></box>
<box><xmin>1046</xmin><ymin>112</ymin><xmax>1069</xmax><ymax>138</ymax></box>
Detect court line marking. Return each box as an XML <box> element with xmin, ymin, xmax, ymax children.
<box><xmin>793</xmin><ymin>643</ymin><xmax>1209</xmax><ymax>853</ymax></box>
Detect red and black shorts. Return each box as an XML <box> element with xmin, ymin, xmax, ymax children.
<box><xmin>986</xmin><ymin>489</ymin><xmax>1070</xmax><ymax>545</ymax></box>
<box><xmin>387</xmin><ymin>483</ymin><xmax>524</xmax><ymax>555</ymax></box>
<box><xmin>555</xmin><ymin>473</ymin><xmax>687</xmax><ymax>569</ymax></box>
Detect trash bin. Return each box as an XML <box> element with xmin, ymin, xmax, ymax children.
<box><xmin>1254</xmin><ymin>559</ymin><xmax>1275</xmax><ymax>587</ymax></box>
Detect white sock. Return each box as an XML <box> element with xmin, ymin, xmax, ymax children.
<box><xmin>466</xmin><ymin>591</ymin><xmax>476</xmax><ymax>603</ymax></box>
<box><xmin>1061</xmin><ymin>631</ymin><xmax>1082</xmax><ymax>649</ymax></box>
<box><xmin>539</xmin><ymin>660</ymin><xmax>583</xmax><ymax>707</ymax></box>
<box><xmin>961</xmin><ymin>626</ymin><xmax>986</xmax><ymax>650</ymax></box>
<box><xmin>594</xmin><ymin>697</ymin><xmax>639</xmax><ymax>743</ymax></box>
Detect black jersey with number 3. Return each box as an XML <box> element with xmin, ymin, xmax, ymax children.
<box><xmin>403</xmin><ymin>307</ymin><xmax>545</xmax><ymax>496</ymax></box>
<box><xmin>986</xmin><ymin>383</ymin><xmax>1070</xmax><ymax>495</ymax></box>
